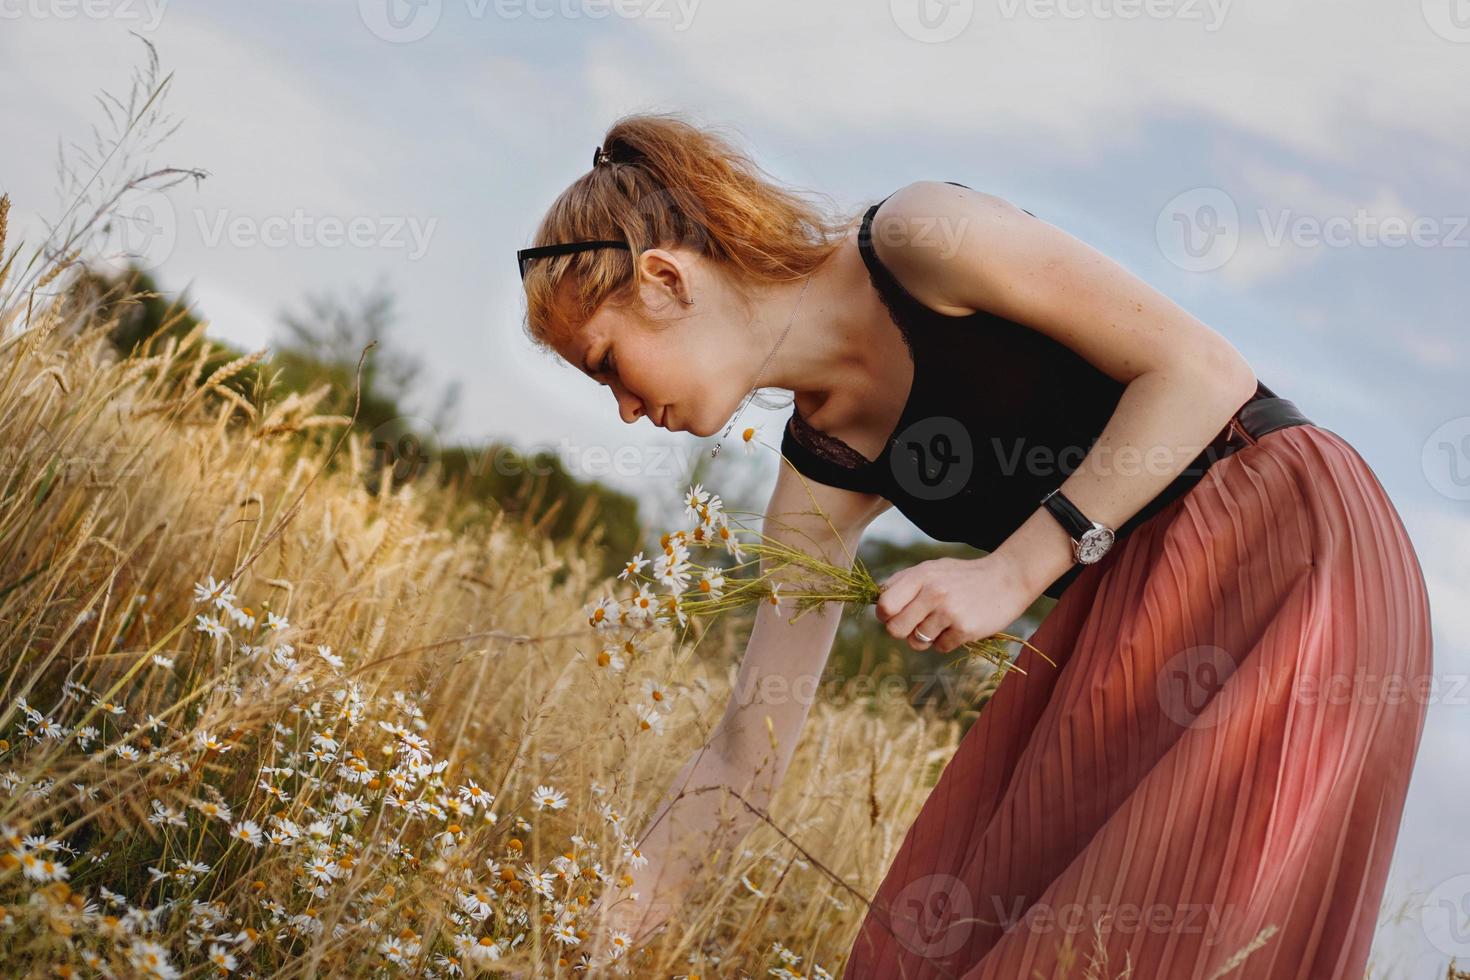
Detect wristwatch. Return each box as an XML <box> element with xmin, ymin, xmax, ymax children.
<box><xmin>1039</xmin><ymin>487</ymin><xmax>1115</xmax><ymax>565</ymax></box>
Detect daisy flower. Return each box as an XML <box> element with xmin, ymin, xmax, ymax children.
<box><xmin>766</xmin><ymin>581</ymin><xmax>784</xmax><ymax>612</ymax></box>
<box><xmin>230</xmin><ymin>820</ymin><xmax>263</xmax><ymax>848</ymax></box>
<box><xmin>653</xmin><ymin>549</ymin><xmax>692</xmax><ymax>593</ymax></box>
<box><xmin>621</xmin><ymin>843</ymin><xmax>650</xmax><ymax>870</ymax></box>
<box><xmin>641</xmin><ymin>677</ymin><xmax>673</xmax><ymax>709</ymax></box>
<box><xmin>589</xmin><ymin>645</ymin><xmax>627</xmax><ymax>672</ymax></box>
<box><xmin>697</xmin><ymin>491</ymin><xmax>725</xmax><ymax>527</ymax></box>
<box><xmin>193</xmin><ymin>799</ymin><xmax>233</xmax><ymax>823</ymax></box>
<box><xmin>458</xmin><ymin>780</ymin><xmax>493</xmax><ymax>809</ymax></box>
<box><xmin>194</xmin><ymin>614</ymin><xmax>229</xmax><ymax>639</ymax></box>
<box><xmin>91</xmin><ymin>697</ymin><xmax>126</xmax><ymax>715</ymax></box>
<box><xmin>17</xmin><ymin>849</ymin><xmax>69</xmax><ymax>882</ymax></box>
<box><xmin>468</xmin><ymin>936</ymin><xmax>503</xmax><ymax>965</ymax></box>
<box><xmin>635</xmin><ymin>704</ymin><xmax>666</xmax><ymax>735</ymax></box>
<box><xmin>457</xmin><ymin>887</ymin><xmax>494</xmax><ymax>921</ymax></box>
<box><xmin>208</xmin><ymin>943</ymin><xmax>238</xmax><ymax>971</ymax></box>
<box><xmin>192</xmin><ymin>575</ymin><xmax>237</xmax><ymax>611</ymax></box>
<box><xmin>268</xmin><ymin>823</ymin><xmax>301</xmax><ymax>847</ymax></box>
<box><xmin>656</xmin><ymin>594</ymin><xmax>688</xmax><ymax>629</ymax></box>
<box><xmin>195</xmin><ymin>730</ymin><xmax>232</xmax><ymax>754</ymax></box>
<box><xmin>604</xmin><ymin>931</ymin><xmax>632</xmax><ymax>960</ymax></box>
<box><xmin>584</xmin><ymin>596</ymin><xmax>619</xmax><ymax>632</ymax></box>
<box><xmin>618</xmin><ymin>552</ymin><xmax>650</xmax><ymax>581</ymax></box>
<box><xmin>741</xmin><ymin>423</ymin><xmax>762</xmax><ymax>455</ymax></box>
<box><xmin>626</xmin><ymin>583</ymin><xmax>657</xmax><ymax>626</ymax></box>
<box><xmin>696</xmin><ymin>569</ymin><xmax>725</xmax><ymax>598</ymax></box>
<box><xmin>715</xmin><ymin>515</ymin><xmax>744</xmax><ymax>561</ymax></box>
<box><xmin>682</xmin><ymin>483</ymin><xmax>710</xmax><ymax>524</ymax></box>
<box><xmin>128</xmin><ymin>939</ymin><xmax>181</xmax><ymax>980</ymax></box>
<box><xmin>304</xmin><ymin>852</ymin><xmax>341</xmax><ymax>884</ymax></box>
<box><xmin>531</xmin><ymin>785</ymin><xmax>568</xmax><ymax>811</ymax></box>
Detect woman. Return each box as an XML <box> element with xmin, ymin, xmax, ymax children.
<box><xmin>516</xmin><ymin>113</ymin><xmax>1433</xmax><ymax>978</ymax></box>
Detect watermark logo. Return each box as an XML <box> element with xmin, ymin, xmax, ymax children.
<box><xmin>1422</xmin><ymin>0</ymin><xmax>1470</xmax><ymax>42</ymax></box>
<box><xmin>1421</xmin><ymin>416</ymin><xmax>1470</xmax><ymax>501</ymax></box>
<box><xmin>1421</xmin><ymin>872</ymin><xmax>1470</xmax><ymax>957</ymax></box>
<box><xmin>890</xmin><ymin>0</ymin><xmax>974</xmax><ymax>42</ymax></box>
<box><xmin>96</xmin><ymin>187</ymin><xmax>178</xmax><ymax>273</ymax></box>
<box><xmin>367</xmin><ymin>415</ymin><xmax>441</xmax><ymax>483</ymax></box>
<box><xmin>359</xmin><ymin>0</ymin><xmax>442</xmax><ymax>42</ymax></box>
<box><xmin>1156</xmin><ymin>187</ymin><xmax>1240</xmax><ymax>273</ymax></box>
<box><xmin>888</xmin><ymin>873</ymin><xmax>974</xmax><ymax>957</ymax></box>
<box><xmin>1156</xmin><ymin>643</ymin><xmax>1236</xmax><ymax>728</ymax></box>
<box><xmin>891</xmin><ymin>416</ymin><xmax>975</xmax><ymax>501</ymax></box>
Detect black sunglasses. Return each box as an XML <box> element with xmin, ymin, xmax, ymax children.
<box><xmin>517</xmin><ymin>240</ymin><xmax>631</xmax><ymax>282</ymax></box>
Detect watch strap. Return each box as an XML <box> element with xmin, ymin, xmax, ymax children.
<box><xmin>1040</xmin><ymin>487</ymin><xmax>1093</xmax><ymax>540</ymax></box>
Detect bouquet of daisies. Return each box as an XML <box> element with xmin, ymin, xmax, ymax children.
<box><xmin>584</xmin><ymin>448</ymin><xmax>1052</xmax><ymax>679</ymax></box>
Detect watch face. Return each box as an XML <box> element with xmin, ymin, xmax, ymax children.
<box><xmin>1077</xmin><ymin>527</ymin><xmax>1114</xmax><ymax>564</ymax></box>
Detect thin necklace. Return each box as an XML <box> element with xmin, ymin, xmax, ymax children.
<box><xmin>709</xmin><ymin>272</ymin><xmax>813</xmax><ymax>459</ymax></box>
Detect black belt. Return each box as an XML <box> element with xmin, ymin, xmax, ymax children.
<box><xmin>1042</xmin><ymin>380</ymin><xmax>1313</xmax><ymax>600</ymax></box>
<box><xmin>1211</xmin><ymin>379</ymin><xmax>1313</xmax><ymax>451</ymax></box>
<box><xmin>1125</xmin><ymin>379</ymin><xmax>1313</xmax><ymax>532</ymax></box>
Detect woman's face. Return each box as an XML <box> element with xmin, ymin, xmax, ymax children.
<box><xmin>557</xmin><ymin>250</ymin><xmax>752</xmax><ymax>437</ymax></box>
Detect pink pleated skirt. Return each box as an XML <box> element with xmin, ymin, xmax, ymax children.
<box><xmin>843</xmin><ymin>421</ymin><xmax>1433</xmax><ymax>979</ymax></box>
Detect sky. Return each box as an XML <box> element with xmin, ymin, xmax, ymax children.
<box><xmin>2</xmin><ymin>0</ymin><xmax>1466</xmax><ymax>972</ymax></box>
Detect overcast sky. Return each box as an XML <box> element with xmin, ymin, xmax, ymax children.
<box><xmin>3</xmin><ymin>1</ymin><xmax>1466</xmax><ymax>971</ymax></box>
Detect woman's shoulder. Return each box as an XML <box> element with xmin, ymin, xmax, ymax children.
<box><xmin>863</xmin><ymin>181</ymin><xmax>1018</xmax><ymax>319</ymax></box>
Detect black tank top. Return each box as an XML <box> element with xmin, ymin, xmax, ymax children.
<box><xmin>779</xmin><ymin>182</ymin><xmax>1247</xmax><ymax>600</ymax></box>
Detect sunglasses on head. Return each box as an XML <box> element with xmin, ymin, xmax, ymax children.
<box><xmin>517</xmin><ymin>239</ymin><xmax>631</xmax><ymax>282</ymax></box>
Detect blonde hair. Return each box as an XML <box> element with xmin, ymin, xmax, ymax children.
<box><xmin>518</xmin><ymin>111</ymin><xmax>859</xmax><ymax>357</ymax></box>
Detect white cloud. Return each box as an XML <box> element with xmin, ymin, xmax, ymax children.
<box><xmin>602</xmin><ymin>0</ymin><xmax>1469</xmax><ymax>166</ymax></box>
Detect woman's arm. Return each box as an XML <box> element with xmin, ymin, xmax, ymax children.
<box><xmin>866</xmin><ymin>181</ymin><xmax>1259</xmax><ymax>650</ymax></box>
<box><xmin>587</xmin><ymin>459</ymin><xmax>889</xmax><ymax>952</ymax></box>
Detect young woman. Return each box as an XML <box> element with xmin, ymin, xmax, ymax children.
<box><xmin>516</xmin><ymin>113</ymin><xmax>1433</xmax><ymax>978</ymax></box>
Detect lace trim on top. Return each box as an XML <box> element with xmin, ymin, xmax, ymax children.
<box><xmin>786</xmin><ymin>407</ymin><xmax>875</xmax><ymax>469</ymax></box>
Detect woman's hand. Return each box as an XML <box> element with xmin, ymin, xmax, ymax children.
<box><xmin>875</xmin><ymin>554</ymin><xmax>1038</xmax><ymax>654</ymax></box>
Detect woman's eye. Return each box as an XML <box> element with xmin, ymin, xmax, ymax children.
<box><xmin>600</xmin><ymin>351</ymin><xmax>614</xmax><ymax>378</ymax></box>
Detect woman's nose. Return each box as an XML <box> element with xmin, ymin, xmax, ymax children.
<box><xmin>614</xmin><ymin>387</ymin><xmax>644</xmax><ymax>424</ymax></box>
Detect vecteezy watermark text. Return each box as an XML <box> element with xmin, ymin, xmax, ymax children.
<box><xmin>1157</xmin><ymin>187</ymin><xmax>1469</xmax><ymax>272</ymax></box>
<box><xmin>194</xmin><ymin>209</ymin><xmax>437</xmax><ymax>261</ymax></box>
<box><xmin>0</xmin><ymin>0</ymin><xmax>167</xmax><ymax>29</ymax></box>
<box><xmin>358</xmin><ymin>0</ymin><xmax>700</xmax><ymax>43</ymax></box>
